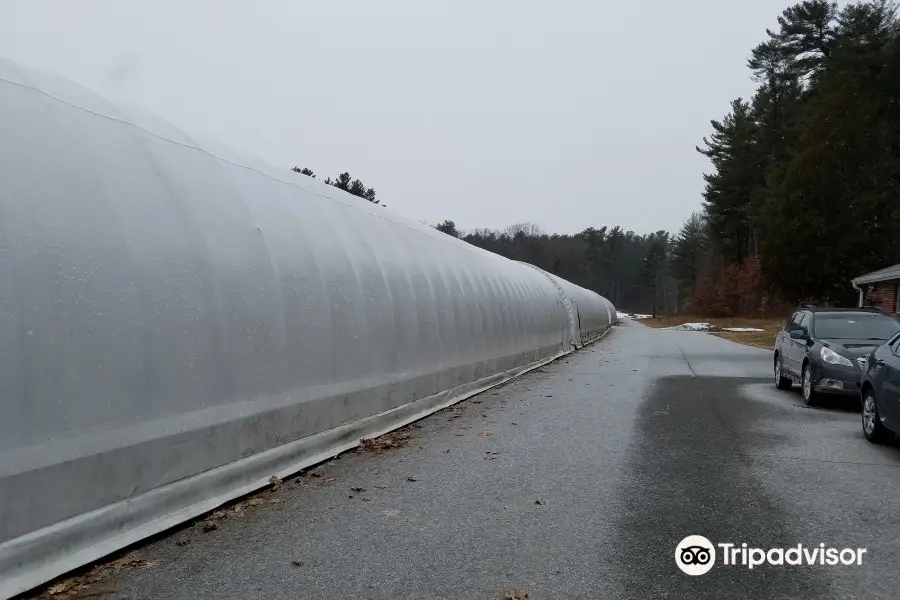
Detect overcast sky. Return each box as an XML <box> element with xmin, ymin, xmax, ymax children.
<box><xmin>0</xmin><ymin>0</ymin><xmax>794</xmax><ymax>235</ymax></box>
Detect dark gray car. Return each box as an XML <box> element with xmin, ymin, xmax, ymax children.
<box><xmin>860</xmin><ymin>332</ymin><xmax>900</xmax><ymax>443</ymax></box>
<box><xmin>774</xmin><ymin>307</ymin><xmax>900</xmax><ymax>406</ymax></box>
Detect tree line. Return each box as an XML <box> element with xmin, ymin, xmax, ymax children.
<box><xmin>450</xmin><ymin>0</ymin><xmax>900</xmax><ymax>315</ymax></box>
<box><xmin>294</xmin><ymin>1</ymin><xmax>900</xmax><ymax>316</ymax></box>
<box><xmin>291</xmin><ymin>170</ymin><xmax>674</xmax><ymax>313</ymax></box>
<box><xmin>436</xmin><ymin>221</ymin><xmax>675</xmax><ymax>315</ymax></box>
<box><xmin>682</xmin><ymin>0</ymin><xmax>900</xmax><ymax>312</ymax></box>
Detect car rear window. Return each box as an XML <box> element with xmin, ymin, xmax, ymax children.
<box><xmin>813</xmin><ymin>313</ymin><xmax>900</xmax><ymax>340</ymax></box>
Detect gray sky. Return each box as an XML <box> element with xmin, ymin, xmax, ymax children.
<box><xmin>0</xmin><ymin>0</ymin><xmax>793</xmax><ymax>236</ymax></box>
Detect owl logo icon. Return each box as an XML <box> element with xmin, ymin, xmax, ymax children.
<box><xmin>675</xmin><ymin>535</ymin><xmax>716</xmax><ymax>575</ymax></box>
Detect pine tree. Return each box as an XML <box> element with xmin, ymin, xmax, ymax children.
<box><xmin>434</xmin><ymin>220</ymin><xmax>460</xmax><ymax>237</ymax></box>
<box><xmin>696</xmin><ymin>99</ymin><xmax>764</xmax><ymax>264</ymax></box>
<box><xmin>763</xmin><ymin>1</ymin><xmax>900</xmax><ymax>302</ymax></box>
<box><xmin>291</xmin><ymin>167</ymin><xmax>316</xmax><ymax>178</ymax></box>
<box><xmin>670</xmin><ymin>212</ymin><xmax>709</xmax><ymax>302</ymax></box>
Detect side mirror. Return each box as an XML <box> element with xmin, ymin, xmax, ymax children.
<box><xmin>789</xmin><ymin>330</ymin><xmax>807</xmax><ymax>340</ymax></box>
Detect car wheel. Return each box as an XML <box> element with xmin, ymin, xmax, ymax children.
<box><xmin>801</xmin><ymin>363</ymin><xmax>819</xmax><ymax>406</ymax></box>
<box><xmin>862</xmin><ymin>391</ymin><xmax>890</xmax><ymax>444</ymax></box>
<box><xmin>775</xmin><ymin>356</ymin><xmax>792</xmax><ymax>390</ymax></box>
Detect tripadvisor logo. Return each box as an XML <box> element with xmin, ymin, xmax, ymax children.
<box><xmin>675</xmin><ymin>536</ymin><xmax>867</xmax><ymax>575</ymax></box>
<box><xmin>675</xmin><ymin>535</ymin><xmax>715</xmax><ymax>576</ymax></box>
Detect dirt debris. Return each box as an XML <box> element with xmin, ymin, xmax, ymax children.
<box><xmin>196</xmin><ymin>493</ymin><xmax>285</xmax><ymax>532</ymax></box>
<box><xmin>359</xmin><ymin>430</ymin><xmax>412</xmax><ymax>453</ymax></box>
<box><xmin>504</xmin><ymin>588</ymin><xmax>529</xmax><ymax>600</ymax></box>
<box><xmin>34</xmin><ymin>553</ymin><xmax>158</xmax><ymax>600</ymax></box>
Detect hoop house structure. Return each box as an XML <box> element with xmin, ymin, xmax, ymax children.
<box><xmin>0</xmin><ymin>58</ymin><xmax>615</xmax><ymax>598</ymax></box>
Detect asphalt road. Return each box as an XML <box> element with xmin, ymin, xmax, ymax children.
<box><xmin>87</xmin><ymin>322</ymin><xmax>900</xmax><ymax>599</ymax></box>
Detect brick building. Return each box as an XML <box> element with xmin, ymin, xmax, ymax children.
<box><xmin>852</xmin><ymin>264</ymin><xmax>900</xmax><ymax>314</ymax></box>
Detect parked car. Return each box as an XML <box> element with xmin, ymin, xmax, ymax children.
<box><xmin>774</xmin><ymin>306</ymin><xmax>900</xmax><ymax>405</ymax></box>
<box><xmin>860</xmin><ymin>332</ymin><xmax>900</xmax><ymax>443</ymax></box>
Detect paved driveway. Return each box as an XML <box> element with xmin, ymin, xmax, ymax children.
<box><xmin>83</xmin><ymin>323</ymin><xmax>900</xmax><ymax>600</ymax></box>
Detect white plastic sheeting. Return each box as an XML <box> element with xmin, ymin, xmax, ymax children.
<box><xmin>519</xmin><ymin>264</ymin><xmax>614</xmax><ymax>347</ymax></box>
<box><xmin>552</xmin><ymin>275</ymin><xmax>615</xmax><ymax>344</ymax></box>
<box><xmin>0</xmin><ymin>58</ymin><xmax>615</xmax><ymax>598</ymax></box>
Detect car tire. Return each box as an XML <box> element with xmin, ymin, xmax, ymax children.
<box><xmin>862</xmin><ymin>390</ymin><xmax>890</xmax><ymax>444</ymax></box>
<box><xmin>775</xmin><ymin>355</ymin><xmax>792</xmax><ymax>390</ymax></box>
<box><xmin>801</xmin><ymin>363</ymin><xmax>819</xmax><ymax>406</ymax></box>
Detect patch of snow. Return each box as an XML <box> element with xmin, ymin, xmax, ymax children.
<box><xmin>722</xmin><ymin>327</ymin><xmax>765</xmax><ymax>333</ymax></box>
<box><xmin>632</xmin><ymin>314</ymin><xmax>652</xmax><ymax>320</ymax></box>
<box><xmin>616</xmin><ymin>312</ymin><xmax>631</xmax><ymax>320</ymax></box>
<box><xmin>669</xmin><ymin>322</ymin><xmax>712</xmax><ymax>331</ymax></box>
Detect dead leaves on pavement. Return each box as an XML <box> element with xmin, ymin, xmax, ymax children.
<box><xmin>38</xmin><ymin>553</ymin><xmax>158</xmax><ymax>600</ymax></box>
<box><xmin>197</xmin><ymin>479</ymin><xmax>289</xmax><ymax>535</ymax></box>
<box><xmin>358</xmin><ymin>430</ymin><xmax>412</xmax><ymax>453</ymax></box>
<box><xmin>199</xmin><ymin>493</ymin><xmax>285</xmax><ymax>532</ymax></box>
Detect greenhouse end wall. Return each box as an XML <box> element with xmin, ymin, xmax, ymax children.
<box><xmin>0</xmin><ymin>58</ymin><xmax>615</xmax><ymax>598</ymax></box>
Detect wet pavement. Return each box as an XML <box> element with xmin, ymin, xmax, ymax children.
<box><xmin>68</xmin><ymin>322</ymin><xmax>900</xmax><ymax>599</ymax></box>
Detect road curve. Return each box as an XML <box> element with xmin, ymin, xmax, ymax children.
<box><xmin>65</xmin><ymin>322</ymin><xmax>900</xmax><ymax>600</ymax></box>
